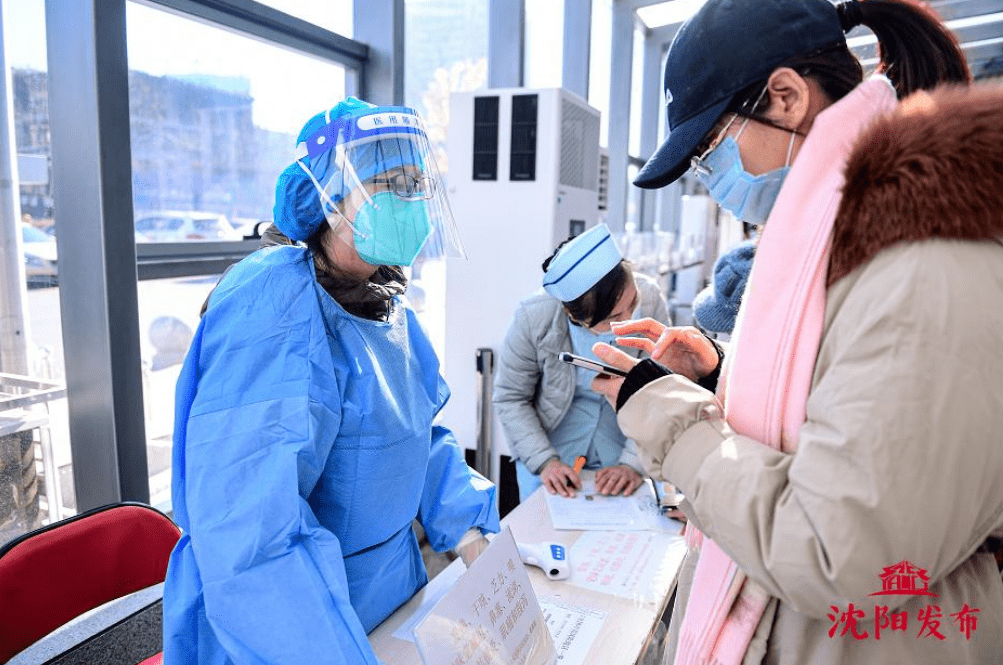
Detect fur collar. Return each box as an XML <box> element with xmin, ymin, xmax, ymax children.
<box><xmin>828</xmin><ymin>84</ymin><xmax>1003</xmax><ymax>286</ymax></box>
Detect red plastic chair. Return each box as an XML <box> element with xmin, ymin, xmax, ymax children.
<box><xmin>0</xmin><ymin>502</ymin><xmax>181</xmax><ymax>664</ymax></box>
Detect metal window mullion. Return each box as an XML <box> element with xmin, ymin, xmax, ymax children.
<box><xmin>638</xmin><ymin>27</ymin><xmax>663</xmax><ymax>233</ymax></box>
<box><xmin>139</xmin><ymin>0</ymin><xmax>368</xmax><ymax>70</ymax></box>
<box><xmin>562</xmin><ymin>0</ymin><xmax>592</xmax><ymax>99</ymax></box>
<box><xmin>45</xmin><ymin>0</ymin><xmax>149</xmax><ymax>509</ymax></box>
<box><xmin>606</xmin><ymin>1</ymin><xmax>634</xmax><ymax>232</ymax></box>
<box><xmin>353</xmin><ymin>0</ymin><xmax>404</xmax><ymax>104</ymax></box>
<box><xmin>488</xmin><ymin>0</ymin><xmax>525</xmax><ymax>88</ymax></box>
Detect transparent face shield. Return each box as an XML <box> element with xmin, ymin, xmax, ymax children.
<box><xmin>295</xmin><ymin>106</ymin><xmax>465</xmax><ymax>265</ymax></box>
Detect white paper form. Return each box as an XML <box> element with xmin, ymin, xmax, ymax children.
<box><xmin>539</xmin><ymin>597</ymin><xmax>607</xmax><ymax>664</ymax></box>
<box><xmin>545</xmin><ymin>475</ymin><xmax>686</xmax><ymax>533</ymax></box>
<box><xmin>568</xmin><ymin>530</ymin><xmax>684</xmax><ymax>602</ymax></box>
<box><xmin>544</xmin><ymin>476</ymin><xmax>649</xmax><ymax>531</ymax></box>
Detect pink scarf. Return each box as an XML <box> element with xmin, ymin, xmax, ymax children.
<box><xmin>674</xmin><ymin>78</ymin><xmax>898</xmax><ymax>665</ymax></box>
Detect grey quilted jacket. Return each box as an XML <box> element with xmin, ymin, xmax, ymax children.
<box><xmin>493</xmin><ymin>273</ymin><xmax>670</xmax><ymax>473</ymax></box>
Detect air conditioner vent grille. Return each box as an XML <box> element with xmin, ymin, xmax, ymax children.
<box><xmin>597</xmin><ymin>151</ymin><xmax>609</xmax><ymax>211</ymax></box>
<box><xmin>559</xmin><ymin>98</ymin><xmax>599</xmax><ymax>191</ymax></box>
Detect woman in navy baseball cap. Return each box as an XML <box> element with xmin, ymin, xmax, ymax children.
<box><xmin>592</xmin><ymin>2</ymin><xmax>1003</xmax><ymax>665</ymax></box>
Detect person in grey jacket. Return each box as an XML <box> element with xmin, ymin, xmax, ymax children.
<box><xmin>493</xmin><ymin>223</ymin><xmax>670</xmax><ymax>501</ymax></box>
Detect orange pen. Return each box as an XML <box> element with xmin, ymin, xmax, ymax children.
<box><xmin>565</xmin><ymin>455</ymin><xmax>588</xmax><ymax>491</ymax></box>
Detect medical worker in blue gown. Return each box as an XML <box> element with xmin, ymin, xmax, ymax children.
<box><xmin>162</xmin><ymin>97</ymin><xmax>500</xmax><ymax>665</ymax></box>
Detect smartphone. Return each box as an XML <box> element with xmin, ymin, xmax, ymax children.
<box><xmin>558</xmin><ymin>351</ymin><xmax>628</xmax><ymax>377</ymax></box>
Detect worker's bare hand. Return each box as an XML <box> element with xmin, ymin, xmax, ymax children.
<box><xmin>612</xmin><ymin>320</ymin><xmax>718</xmax><ymax>382</ymax></box>
<box><xmin>540</xmin><ymin>458</ymin><xmax>581</xmax><ymax>498</ymax></box>
<box><xmin>595</xmin><ymin>465</ymin><xmax>643</xmax><ymax>496</ymax></box>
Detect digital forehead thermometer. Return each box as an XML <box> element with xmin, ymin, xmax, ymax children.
<box><xmin>517</xmin><ymin>542</ymin><xmax>570</xmax><ymax>580</ymax></box>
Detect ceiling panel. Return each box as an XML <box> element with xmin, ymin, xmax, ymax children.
<box><xmin>642</xmin><ymin>0</ymin><xmax>1003</xmax><ymax>80</ymax></box>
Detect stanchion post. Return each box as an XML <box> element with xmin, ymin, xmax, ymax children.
<box><xmin>474</xmin><ymin>348</ymin><xmax>495</xmax><ymax>479</ymax></box>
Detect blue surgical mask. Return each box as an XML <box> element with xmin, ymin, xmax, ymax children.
<box><xmin>693</xmin><ymin>118</ymin><xmax>796</xmax><ymax>226</ymax></box>
<box><xmin>568</xmin><ymin>319</ymin><xmax>617</xmax><ymax>357</ymax></box>
<box><xmin>351</xmin><ymin>191</ymin><xmax>433</xmax><ymax>266</ymax></box>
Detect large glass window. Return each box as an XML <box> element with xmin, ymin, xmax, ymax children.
<box><xmin>404</xmin><ymin>0</ymin><xmax>488</xmax><ymax>178</ymax></box>
<box><xmin>404</xmin><ymin>0</ymin><xmax>488</xmax><ymax>358</ymax></box>
<box><xmin>589</xmin><ymin>0</ymin><xmax>612</xmax><ymax>147</ymax></box>
<box><xmin>629</xmin><ymin>23</ymin><xmax>645</xmax><ymax>157</ymax></box>
<box><xmin>137</xmin><ymin>276</ymin><xmax>221</xmax><ymax>507</ymax></box>
<box><xmin>127</xmin><ymin>2</ymin><xmax>348</xmax><ymax>232</ymax></box>
<box><xmin>524</xmin><ymin>0</ymin><xmax>565</xmax><ymax>89</ymax></box>
<box><xmin>2</xmin><ymin>0</ymin><xmax>74</xmax><ymax>546</ymax></box>
<box><xmin>125</xmin><ymin>1</ymin><xmax>352</xmax><ymax>509</ymax></box>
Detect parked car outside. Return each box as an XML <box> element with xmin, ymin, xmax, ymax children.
<box><xmin>22</xmin><ymin>223</ymin><xmax>58</xmax><ymax>288</ymax></box>
<box><xmin>231</xmin><ymin>217</ymin><xmax>273</xmax><ymax>240</ymax></box>
<box><xmin>134</xmin><ymin>211</ymin><xmax>241</xmax><ymax>242</ymax></box>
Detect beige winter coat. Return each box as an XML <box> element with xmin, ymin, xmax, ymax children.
<box><xmin>619</xmin><ymin>84</ymin><xmax>1003</xmax><ymax>665</ymax></box>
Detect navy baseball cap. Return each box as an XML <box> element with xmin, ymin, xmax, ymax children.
<box><xmin>634</xmin><ymin>0</ymin><xmax>848</xmax><ymax>189</ymax></box>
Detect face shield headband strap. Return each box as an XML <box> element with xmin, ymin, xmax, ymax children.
<box><xmin>294</xmin><ymin>157</ymin><xmax>370</xmax><ymax>241</ymax></box>
<box><xmin>320</xmin><ymin>106</ymin><xmax>375</xmax><ymax>210</ymax></box>
<box><xmin>293</xmin><ymin>109</ymin><xmax>373</xmax><ymax>240</ymax></box>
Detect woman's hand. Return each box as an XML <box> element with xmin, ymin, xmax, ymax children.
<box><xmin>589</xmin><ymin>343</ymin><xmax>640</xmax><ymax>408</ymax></box>
<box><xmin>540</xmin><ymin>458</ymin><xmax>582</xmax><ymax>498</ymax></box>
<box><xmin>595</xmin><ymin>465</ymin><xmax>643</xmax><ymax>496</ymax></box>
<box><xmin>611</xmin><ymin>320</ymin><xmax>719</xmax><ymax>382</ymax></box>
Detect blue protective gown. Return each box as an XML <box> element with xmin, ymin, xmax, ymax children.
<box><xmin>162</xmin><ymin>246</ymin><xmax>499</xmax><ymax>664</ymax></box>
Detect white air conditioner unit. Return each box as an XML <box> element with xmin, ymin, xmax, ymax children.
<box><xmin>441</xmin><ymin>88</ymin><xmax>601</xmax><ymax>477</ymax></box>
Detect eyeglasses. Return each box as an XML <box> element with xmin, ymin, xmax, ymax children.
<box><xmin>567</xmin><ymin>290</ymin><xmax>639</xmax><ymax>330</ymax></box>
<box><xmin>690</xmin><ymin>113</ymin><xmax>740</xmax><ymax>177</ymax></box>
<box><xmin>369</xmin><ymin>173</ymin><xmax>437</xmax><ymax>201</ymax></box>
<box><xmin>691</xmin><ymin>83</ymin><xmax>770</xmax><ymax>177</ymax></box>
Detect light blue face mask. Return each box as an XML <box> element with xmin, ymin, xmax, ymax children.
<box><xmin>693</xmin><ymin>117</ymin><xmax>796</xmax><ymax>227</ymax></box>
<box><xmin>568</xmin><ymin>319</ymin><xmax>617</xmax><ymax>359</ymax></box>
<box><xmin>351</xmin><ymin>191</ymin><xmax>433</xmax><ymax>266</ymax></box>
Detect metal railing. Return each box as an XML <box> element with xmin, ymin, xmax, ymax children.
<box><xmin>0</xmin><ymin>373</ymin><xmax>67</xmax><ymax>542</ymax></box>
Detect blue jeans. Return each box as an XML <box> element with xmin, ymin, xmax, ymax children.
<box><xmin>515</xmin><ymin>460</ymin><xmax>543</xmax><ymax>503</ymax></box>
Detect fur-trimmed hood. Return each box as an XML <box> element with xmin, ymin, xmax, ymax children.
<box><xmin>828</xmin><ymin>84</ymin><xmax>1003</xmax><ymax>286</ymax></box>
